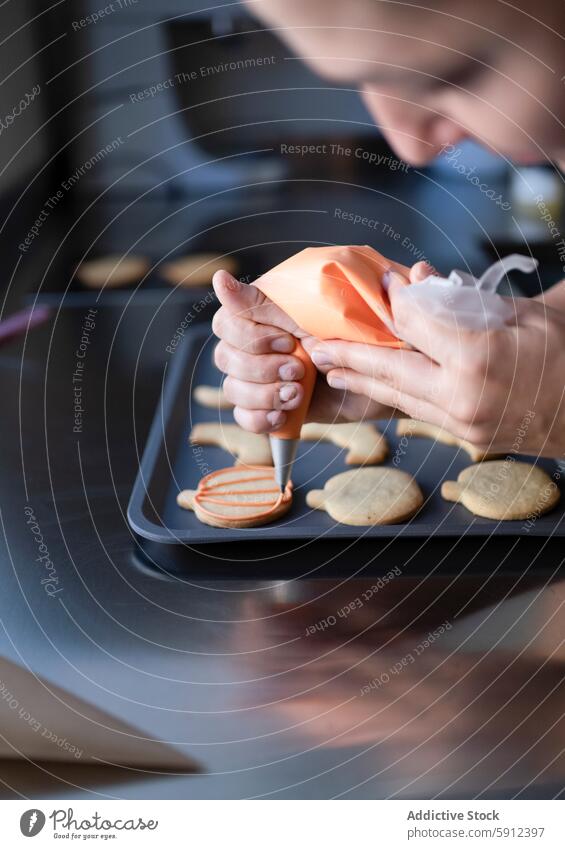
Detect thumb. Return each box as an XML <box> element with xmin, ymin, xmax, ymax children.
<box><xmin>212</xmin><ymin>270</ymin><xmax>263</xmax><ymax>316</ymax></box>
<box><xmin>213</xmin><ymin>270</ymin><xmax>301</xmax><ymax>334</ymax></box>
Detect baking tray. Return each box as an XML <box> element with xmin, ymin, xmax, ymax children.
<box><xmin>128</xmin><ymin>325</ymin><xmax>565</xmax><ymax>546</ymax></box>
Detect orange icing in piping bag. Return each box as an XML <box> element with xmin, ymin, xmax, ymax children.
<box><xmin>254</xmin><ymin>245</ymin><xmax>412</xmax><ymax>441</ymax></box>
<box><xmin>254</xmin><ymin>245</ymin><xmax>411</xmax><ymax>347</ymax></box>
<box><xmin>194</xmin><ymin>466</ymin><xmax>293</xmax><ymax>521</ymax></box>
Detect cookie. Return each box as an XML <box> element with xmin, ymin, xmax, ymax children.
<box><xmin>306</xmin><ymin>467</ymin><xmax>423</xmax><ymax>526</ymax></box>
<box><xmin>190</xmin><ymin>422</ymin><xmax>272</xmax><ymax>466</ymax></box>
<box><xmin>441</xmin><ymin>460</ymin><xmax>560</xmax><ymax>520</ymax></box>
<box><xmin>193</xmin><ymin>385</ymin><xmax>233</xmax><ymax>410</ymax></box>
<box><xmin>177</xmin><ymin>466</ymin><xmax>292</xmax><ymax>528</ymax></box>
<box><xmin>396</xmin><ymin>419</ymin><xmax>497</xmax><ymax>462</ymax></box>
<box><xmin>301</xmin><ymin>422</ymin><xmax>388</xmax><ymax>465</ymax></box>
<box><xmin>160</xmin><ymin>254</ymin><xmax>238</xmax><ymax>287</ymax></box>
<box><xmin>76</xmin><ymin>255</ymin><xmax>149</xmax><ymax>289</ymax></box>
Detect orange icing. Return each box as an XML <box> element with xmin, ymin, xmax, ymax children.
<box><xmin>255</xmin><ymin>245</ymin><xmax>411</xmax><ymax>347</ymax></box>
<box><xmin>194</xmin><ymin>466</ymin><xmax>293</xmax><ymax>521</ymax></box>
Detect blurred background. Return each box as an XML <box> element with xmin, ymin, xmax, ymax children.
<box><xmin>2</xmin><ymin>0</ymin><xmax>564</xmax><ymax>311</ymax></box>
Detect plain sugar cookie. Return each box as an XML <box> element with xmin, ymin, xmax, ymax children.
<box><xmin>190</xmin><ymin>422</ymin><xmax>272</xmax><ymax>466</ymax></box>
<box><xmin>301</xmin><ymin>422</ymin><xmax>388</xmax><ymax>465</ymax></box>
<box><xmin>441</xmin><ymin>460</ymin><xmax>560</xmax><ymax>520</ymax></box>
<box><xmin>160</xmin><ymin>254</ymin><xmax>238</xmax><ymax>287</ymax></box>
<box><xmin>193</xmin><ymin>385</ymin><xmax>233</xmax><ymax>410</ymax></box>
<box><xmin>177</xmin><ymin>466</ymin><xmax>292</xmax><ymax>528</ymax></box>
<box><xmin>306</xmin><ymin>467</ymin><xmax>423</xmax><ymax>526</ymax></box>
<box><xmin>396</xmin><ymin>419</ymin><xmax>497</xmax><ymax>462</ymax></box>
<box><xmin>76</xmin><ymin>255</ymin><xmax>150</xmax><ymax>289</ymax></box>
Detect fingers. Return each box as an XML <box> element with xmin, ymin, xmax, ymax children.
<box><xmin>213</xmin><ymin>271</ymin><xmax>309</xmax><ymax>432</ymax></box>
<box><xmin>214</xmin><ymin>339</ymin><xmax>305</xmax><ymax>383</ymax></box>
<box><xmin>212</xmin><ymin>309</ymin><xmax>295</xmax><ymax>354</ymax></box>
<box><xmin>324</xmin><ymin>366</ymin><xmax>456</xmax><ymax>430</ymax></box>
<box><xmin>310</xmin><ymin>339</ymin><xmax>443</xmax><ymax>405</ymax></box>
<box><xmin>534</xmin><ymin>278</ymin><xmax>565</xmax><ymax>311</ymax></box>
<box><xmin>298</xmin><ymin>334</ymin><xmax>320</xmax><ymax>357</ymax></box>
<box><xmin>324</xmin><ymin>364</ymin><xmax>498</xmax><ymax>444</ymax></box>
<box><xmin>233</xmin><ymin>406</ymin><xmax>287</xmax><ymax>434</ymax></box>
<box><xmin>223</xmin><ymin>375</ymin><xmax>304</xmax><ymax>411</ymax></box>
<box><xmin>306</xmin><ymin>377</ymin><xmax>395</xmax><ymax>424</ymax></box>
<box><xmin>409</xmin><ymin>260</ymin><xmax>437</xmax><ymax>283</ymax></box>
<box><xmin>213</xmin><ymin>270</ymin><xmax>299</xmax><ymax>333</ymax></box>
<box><xmin>387</xmin><ymin>269</ymin><xmax>469</xmax><ymax>363</ymax></box>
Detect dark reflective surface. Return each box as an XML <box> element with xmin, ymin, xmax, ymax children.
<box><xmin>1</xmin><ymin>188</ymin><xmax>564</xmax><ymax>799</ymax></box>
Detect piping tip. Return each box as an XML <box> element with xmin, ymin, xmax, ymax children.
<box><xmin>270</xmin><ymin>435</ymin><xmax>298</xmax><ymax>495</ymax></box>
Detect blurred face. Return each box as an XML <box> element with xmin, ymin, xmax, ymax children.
<box><xmin>247</xmin><ymin>0</ymin><xmax>565</xmax><ymax>167</ymax></box>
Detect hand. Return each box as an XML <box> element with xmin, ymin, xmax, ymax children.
<box><xmin>212</xmin><ymin>271</ymin><xmax>389</xmax><ymax>432</ymax></box>
<box><xmin>311</xmin><ymin>270</ymin><xmax>565</xmax><ymax>457</ymax></box>
<box><xmin>535</xmin><ymin>277</ymin><xmax>565</xmax><ymax>311</ymax></box>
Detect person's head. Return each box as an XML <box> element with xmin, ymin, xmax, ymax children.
<box><xmin>246</xmin><ymin>0</ymin><xmax>565</xmax><ymax>167</ymax></box>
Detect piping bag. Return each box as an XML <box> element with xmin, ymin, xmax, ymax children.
<box><xmin>254</xmin><ymin>245</ymin><xmax>538</xmax><ymax>490</ymax></box>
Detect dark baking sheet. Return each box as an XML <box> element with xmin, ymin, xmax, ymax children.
<box><xmin>128</xmin><ymin>325</ymin><xmax>565</xmax><ymax>545</ymax></box>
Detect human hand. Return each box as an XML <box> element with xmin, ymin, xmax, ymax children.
<box><xmin>311</xmin><ymin>267</ymin><xmax>565</xmax><ymax>457</ymax></box>
<box><xmin>212</xmin><ymin>270</ymin><xmax>390</xmax><ymax>432</ymax></box>
<box><xmin>535</xmin><ymin>277</ymin><xmax>565</xmax><ymax>311</ymax></box>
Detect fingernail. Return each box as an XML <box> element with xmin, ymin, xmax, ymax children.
<box><xmin>311</xmin><ymin>349</ymin><xmax>334</xmax><ymax>368</ymax></box>
<box><xmin>279</xmin><ymin>362</ymin><xmax>302</xmax><ymax>381</ymax></box>
<box><xmin>267</xmin><ymin>410</ymin><xmax>286</xmax><ymax>427</ymax></box>
<box><xmin>271</xmin><ymin>335</ymin><xmax>294</xmax><ymax>353</ymax></box>
<box><xmin>279</xmin><ymin>383</ymin><xmax>297</xmax><ymax>402</ymax></box>
<box><xmin>382</xmin><ymin>269</ymin><xmax>406</xmax><ymax>292</ymax></box>
<box><xmin>224</xmin><ymin>274</ymin><xmax>240</xmax><ymax>291</ymax></box>
<box><xmin>328</xmin><ymin>375</ymin><xmax>346</xmax><ymax>390</ymax></box>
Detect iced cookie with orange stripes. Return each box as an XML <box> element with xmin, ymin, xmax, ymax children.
<box><xmin>177</xmin><ymin>466</ymin><xmax>293</xmax><ymax>528</ymax></box>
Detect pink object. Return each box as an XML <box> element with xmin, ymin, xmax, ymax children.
<box><xmin>0</xmin><ymin>305</ymin><xmax>52</xmax><ymax>345</ymax></box>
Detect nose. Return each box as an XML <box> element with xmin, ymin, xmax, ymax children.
<box><xmin>361</xmin><ymin>86</ymin><xmax>466</xmax><ymax>166</ymax></box>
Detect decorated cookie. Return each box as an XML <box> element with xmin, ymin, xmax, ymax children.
<box><xmin>160</xmin><ymin>253</ymin><xmax>238</xmax><ymax>287</ymax></box>
<box><xmin>76</xmin><ymin>255</ymin><xmax>150</xmax><ymax>289</ymax></box>
<box><xmin>396</xmin><ymin>419</ymin><xmax>497</xmax><ymax>462</ymax></box>
<box><xmin>190</xmin><ymin>422</ymin><xmax>272</xmax><ymax>466</ymax></box>
<box><xmin>441</xmin><ymin>460</ymin><xmax>560</xmax><ymax>520</ymax></box>
<box><xmin>306</xmin><ymin>467</ymin><xmax>423</xmax><ymax>526</ymax></box>
<box><xmin>300</xmin><ymin>422</ymin><xmax>388</xmax><ymax>465</ymax></box>
<box><xmin>193</xmin><ymin>385</ymin><xmax>233</xmax><ymax>410</ymax></box>
<box><xmin>177</xmin><ymin>466</ymin><xmax>292</xmax><ymax>528</ymax></box>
